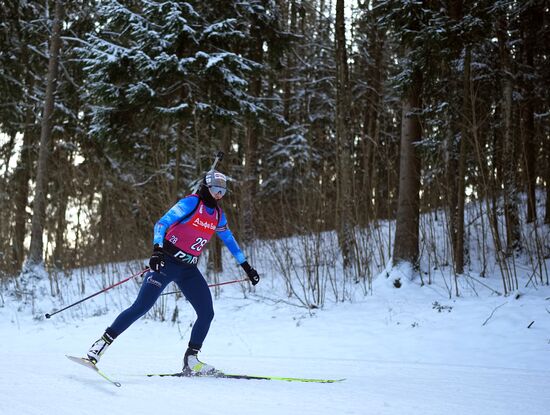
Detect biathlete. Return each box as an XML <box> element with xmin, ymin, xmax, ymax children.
<box><xmin>85</xmin><ymin>170</ymin><xmax>260</xmax><ymax>375</ymax></box>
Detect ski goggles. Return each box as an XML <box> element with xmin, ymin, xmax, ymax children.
<box><xmin>208</xmin><ymin>185</ymin><xmax>227</xmax><ymax>197</ymax></box>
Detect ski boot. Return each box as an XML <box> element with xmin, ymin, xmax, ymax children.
<box><xmin>182</xmin><ymin>347</ymin><xmax>219</xmax><ymax>376</ymax></box>
<box><xmin>86</xmin><ymin>333</ymin><xmax>114</xmax><ymax>364</ymax></box>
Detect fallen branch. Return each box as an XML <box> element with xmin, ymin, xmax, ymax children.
<box><xmin>482</xmin><ymin>302</ymin><xmax>508</xmax><ymax>326</ymax></box>
<box><xmin>462</xmin><ymin>273</ymin><xmax>502</xmax><ymax>296</ymax></box>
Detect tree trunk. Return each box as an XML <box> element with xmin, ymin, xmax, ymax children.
<box><xmin>545</xmin><ymin>135</ymin><xmax>550</xmax><ymax>224</ymax></box>
<box><xmin>445</xmin><ymin>122</ymin><xmax>459</xmax><ymax>266</ymax></box>
<box><xmin>8</xmin><ymin>13</ymin><xmax>38</xmax><ymax>273</ymax></box>
<box><xmin>208</xmin><ymin>123</ymin><xmax>231</xmax><ymax>275</ymax></box>
<box><xmin>50</xmin><ymin>143</ymin><xmax>73</xmax><ymax>269</ymax></box>
<box><xmin>11</xmin><ymin>90</ymin><xmax>36</xmax><ymax>272</ymax></box>
<box><xmin>522</xmin><ymin>95</ymin><xmax>536</xmax><ymax>224</ymax></box>
<box><xmin>446</xmin><ymin>0</ymin><xmax>464</xmax><ymax>275</ymax></box>
<box><xmin>173</xmin><ymin>122</ymin><xmax>183</xmax><ymax>203</ymax></box>
<box><xmin>335</xmin><ymin>0</ymin><xmax>354</xmax><ymax>268</ymax></box>
<box><xmin>52</xmin><ymin>181</ymin><xmax>69</xmax><ymax>269</ymax></box>
<box><xmin>241</xmin><ymin>26</ymin><xmax>263</xmax><ymax>245</ymax></box>
<box><xmin>281</xmin><ymin>1</ymin><xmax>295</xmax><ymax>123</ymax></box>
<box><xmin>27</xmin><ymin>0</ymin><xmax>63</xmax><ymax>267</ymax></box>
<box><xmin>520</xmin><ymin>4</ymin><xmax>539</xmax><ymax>224</ymax></box>
<box><xmin>0</xmin><ymin>134</ymin><xmax>16</xmax><ymax>273</ymax></box>
<box><xmin>496</xmin><ymin>12</ymin><xmax>521</xmax><ymax>252</ymax></box>
<box><xmin>361</xmin><ymin>7</ymin><xmax>384</xmax><ymax>223</ymax></box>
<box><xmin>393</xmin><ymin>66</ymin><xmax>422</xmax><ymax>267</ymax></box>
<box><xmin>455</xmin><ymin>47</ymin><xmax>471</xmax><ymax>275</ymax></box>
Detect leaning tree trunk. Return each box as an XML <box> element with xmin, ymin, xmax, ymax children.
<box><xmin>393</xmin><ymin>65</ymin><xmax>422</xmax><ymax>268</ymax></box>
<box><xmin>27</xmin><ymin>0</ymin><xmax>63</xmax><ymax>267</ymax></box>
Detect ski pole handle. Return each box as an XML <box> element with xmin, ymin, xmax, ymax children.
<box><xmin>45</xmin><ymin>268</ymin><xmax>148</xmax><ymax>319</ymax></box>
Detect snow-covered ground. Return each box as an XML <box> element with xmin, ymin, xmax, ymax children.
<box><xmin>1</xmin><ymin>265</ymin><xmax>549</xmax><ymax>415</ymax></box>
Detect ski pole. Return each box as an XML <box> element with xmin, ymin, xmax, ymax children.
<box><xmin>45</xmin><ymin>268</ymin><xmax>148</xmax><ymax>319</ymax></box>
<box><xmin>161</xmin><ymin>278</ymin><xmax>248</xmax><ymax>296</ymax></box>
<box><xmin>207</xmin><ymin>278</ymin><xmax>248</xmax><ymax>288</ymax></box>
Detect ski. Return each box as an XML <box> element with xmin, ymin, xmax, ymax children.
<box><xmin>66</xmin><ymin>355</ymin><xmax>122</xmax><ymax>387</ymax></box>
<box><xmin>145</xmin><ymin>371</ymin><xmax>345</xmax><ymax>383</ymax></box>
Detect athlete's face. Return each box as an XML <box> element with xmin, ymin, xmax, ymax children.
<box><xmin>208</xmin><ymin>185</ymin><xmax>226</xmax><ymax>200</ymax></box>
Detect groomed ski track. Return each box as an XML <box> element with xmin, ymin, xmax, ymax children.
<box><xmin>2</xmin><ymin>286</ymin><xmax>549</xmax><ymax>415</ymax></box>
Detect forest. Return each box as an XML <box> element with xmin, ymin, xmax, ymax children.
<box><xmin>1</xmin><ymin>0</ymin><xmax>549</xmax><ymax>301</ymax></box>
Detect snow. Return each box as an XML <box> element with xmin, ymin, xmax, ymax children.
<box><xmin>2</xmin><ymin>201</ymin><xmax>550</xmax><ymax>415</ymax></box>
<box><xmin>0</xmin><ymin>259</ymin><xmax>549</xmax><ymax>415</ymax></box>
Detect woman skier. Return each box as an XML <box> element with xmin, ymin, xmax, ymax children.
<box><xmin>85</xmin><ymin>170</ymin><xmax>260</xmax><ymax>375</ymax></box>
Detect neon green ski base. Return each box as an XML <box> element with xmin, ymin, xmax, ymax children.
<box><xmin>66</xmin><ymin>355</ymin><xmax>122</xmax><ymax>387</ymax></box>
<box><xmin>146</xmin><ymin>372</ymin><xmax>345</xmax><ymax>383</ymax></box>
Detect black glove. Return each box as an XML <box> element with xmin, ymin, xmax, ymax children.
<box><xmin>149</xmin><ymin>244</ymin><xmax>165</xmax><ymax>272</ymax></box>
<box><xmin>241</xmin><ymin>261</ymin><xmax>260</xmax><ymax>286</ymax></box>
